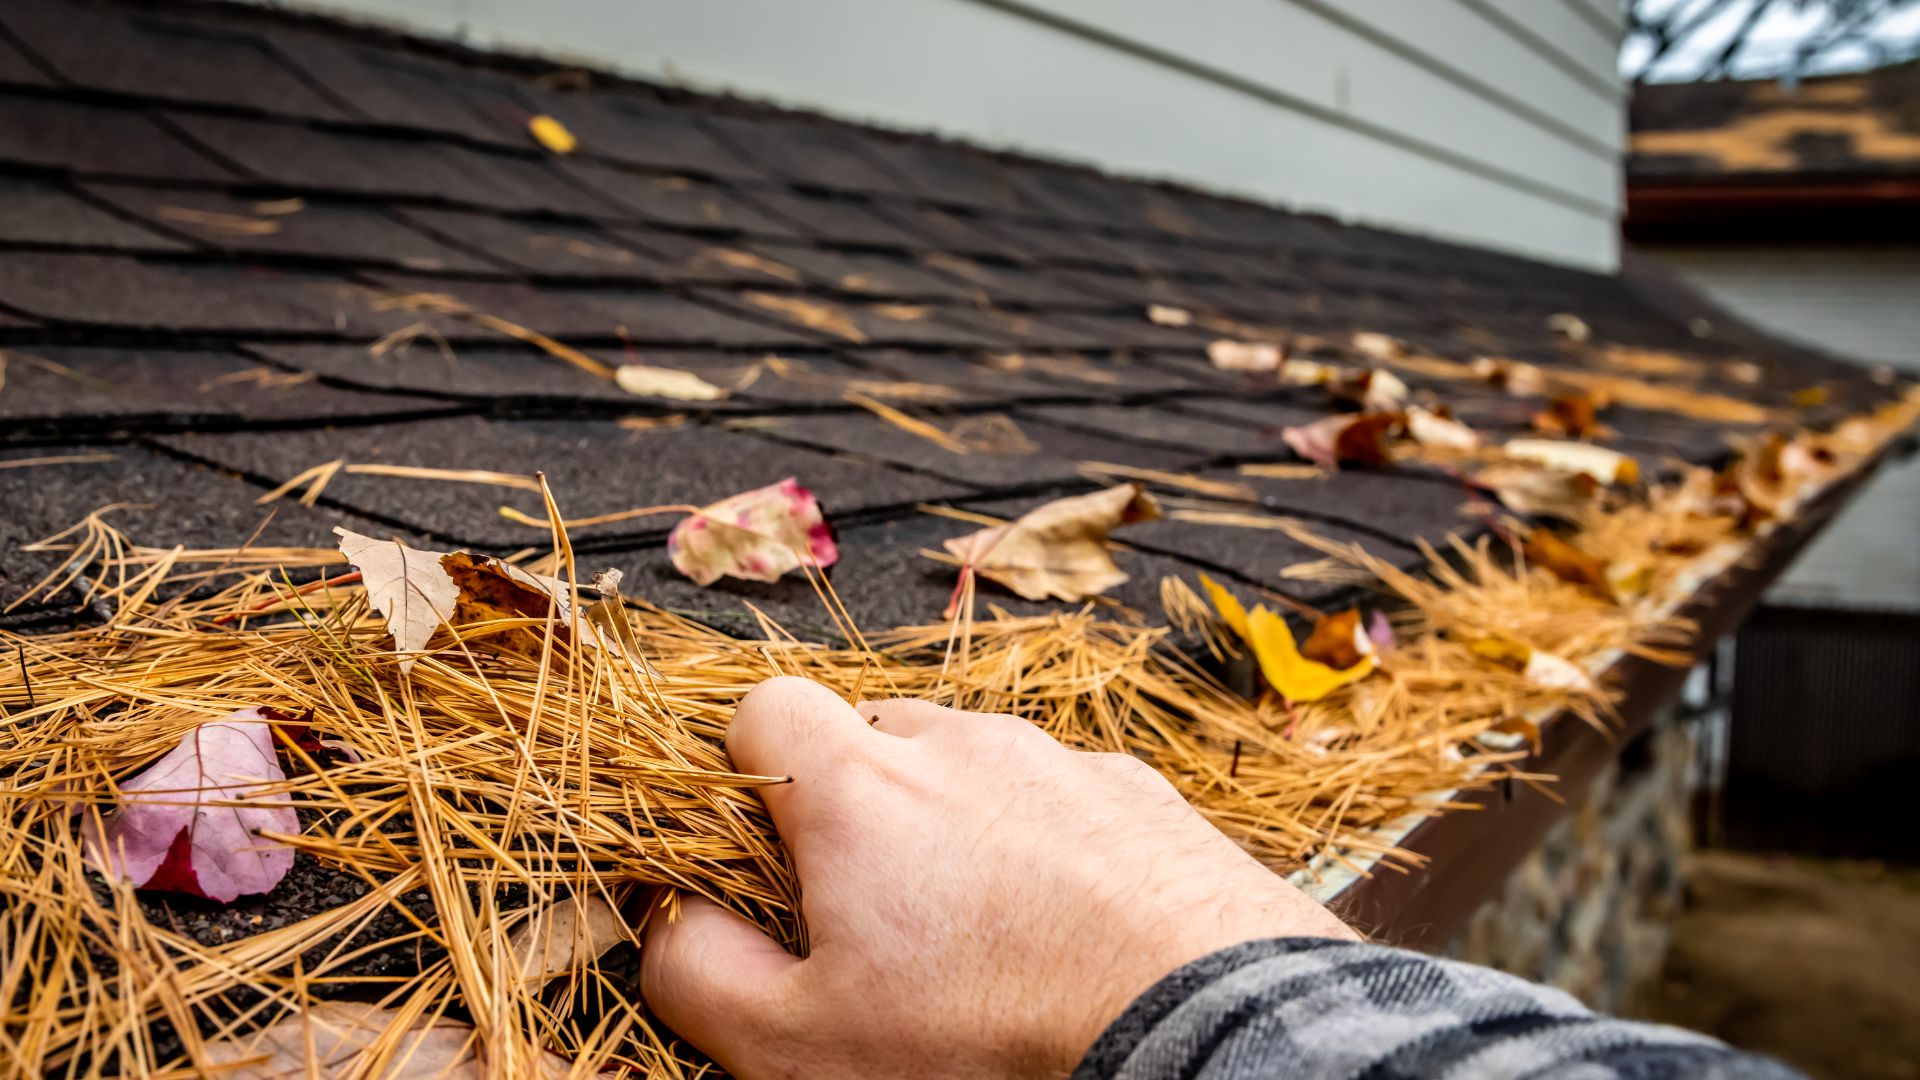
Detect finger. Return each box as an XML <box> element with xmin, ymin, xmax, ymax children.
<box><xmin>726</xmin><ymin>676</ymin><xmax>877</xmax><ymax>781</ymax></box>
<box><xmin>857</xmin><ymin>697</ymin><xmax>960</xmax><ymax>738</ymax></box>
<box><xmin>641</xmin><ymin>893</ymin><xmax>802</xmax><ymax>1076</ymax></box>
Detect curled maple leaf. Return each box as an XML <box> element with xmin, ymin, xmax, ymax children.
<box><xmin>82</xmin><ymin>709</ymin><xmax>299</xmax><ymax>902</ymax></box>
<box><xmin>668</xmin><ymin>478</ymin><xmax>839</xmax><ymax>586</ymax></box>
<box><xmin>941</xmin><ymin>485</ymin><xmax>1159</xmax><ymax>603</ymax></box>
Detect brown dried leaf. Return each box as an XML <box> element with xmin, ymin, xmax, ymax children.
<box><xmin>942</xmin><ymin>485</ymin><xmax>1159</xmax><ymax>602</ymax></box>
<box><xmin>1282</xmin><ymin>413</ymin><xmax>1401</xmax><ymax>469</ymax></box>
<box><xmin>1523</xmin><ymin>529</ymin><xmax>1610</xmax><ymax>597</ymax></box>
<box><xmin>334</xmin><ymin>528</ymin><xmax>458</xmax><ymax>672</ymax></box>
<box><xmin>1531</xmin><ymin>392</ymin><xmax>1607</xmax><ymax>439</ymax></box>
<box><xmin>1299</xmin><ymin>609</ymin><xmax>1370</xmax><ymax>670</ymax></box>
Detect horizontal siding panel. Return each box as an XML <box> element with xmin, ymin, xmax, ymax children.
<box><xmin>1471</xmin><ymin>0</ymin><xmax>1621</xmax><ymax>84</ymax></box>
<box><xmin>1016</xmin><ymin>0</ymin><xmax>1622</xmax><ymax>206</ymax></box>
<box><xmin>1770</xmin><ymin>459</ymin><xmax>1920</xmax><ymax>612</ymax></box>
<box><xmin>1646</xmin><ymin>246</ymin><xmax>1920</xmax><ymax>367</ymax></box>
<box><xmin>259</xmin><ymin>0</ymin><xmax>1621</xmax><ymax>267</ymax></box>
<box><xmin>1558</xmin><ymin>0</ymin><xmax>1626</xmax><ymax>37</ymax></box>
<box><xmin>1326</xmin><ymin>0</ymin><xmax>1624</xmax><ymax>143</ymax></box>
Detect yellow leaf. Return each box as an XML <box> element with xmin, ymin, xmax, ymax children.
<box><xmin>528</xmin><ymin>114</ymin><xmax>577</xmax><ymax>154</ymax></box>
<box><xmin>941</xmin><ymin>485</ymin><xmax>1159</xmax><ymax>602</ymax></box>
<box><xmin>1199</xmin><ymin>574</ymin><xmax>1251</xmax><ymax>640</ymax></box>
<box><xmin>1245</xmin><ymin>606</ymin><xmax>1374</xmax><ymax>703</ymax></box>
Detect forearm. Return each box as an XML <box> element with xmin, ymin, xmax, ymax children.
<box><xmin>1075</xmin><ymin>938</ymin><xmax>1802</xmax><ymax>1080</ymax></box>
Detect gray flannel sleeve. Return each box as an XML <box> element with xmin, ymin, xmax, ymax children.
<box><xmin>1073</xmin><ymin>938</ymin><xmax>1803</xmax><ymax>1080</ymax></box>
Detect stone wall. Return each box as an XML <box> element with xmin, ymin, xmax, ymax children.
<box><xmin>1444</xmin><ymin>717</ymin><xmax>1694</xmax><ymax>1015</ymax></box>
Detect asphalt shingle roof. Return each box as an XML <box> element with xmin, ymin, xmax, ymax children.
<box><xmin>0</xmin><ymin>0</ymin><xmax>1896</xmax><ymax>635</ymax></box>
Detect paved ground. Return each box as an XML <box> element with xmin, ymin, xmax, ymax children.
<box><xmin>1640</xmin><ymin>851</ymin><xmax>1920</xmax><ymax>1080</ymax></box>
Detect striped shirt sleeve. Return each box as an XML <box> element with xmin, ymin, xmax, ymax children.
<box><xmin>1073</xmin><ymin>938</ymin><xmax>1803</xmax><ymax>1080</ymax></box>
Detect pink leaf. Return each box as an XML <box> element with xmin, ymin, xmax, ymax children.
<box><xmin>1366</xmin><ymin>610</ymin><xmax>1397</xmax><ymax>658</ymax></box>
<box><xmin>82</xmin><ymin>708</ymin><xmax>298</xmax><ymax>902</ymax></box>
<box><xmin>668</xmin><ymin>477</ymin><xmax>839</xmax><ymax>586</ymax></box>
<box><xmin>1281</xmin><ymin>414</ymin><xmax>1349</xmax><ymax>470</ymax></box>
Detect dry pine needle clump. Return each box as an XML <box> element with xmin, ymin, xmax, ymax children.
<box><xmin>1</xmin><ymin>395</ymin><xmax>1910</xmax><ymax>1077</ymax></box>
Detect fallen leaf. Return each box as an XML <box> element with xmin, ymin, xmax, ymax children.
<box><xmin>1475</xmin><ymin>461</ymin><xmax>1602</xmax><ymax>521</ymax></box>
<box><xmin>1606</xmin><ymin>560</ymin><xmax>1653</xmax><ymax>601</ymax></box>
<box><xmin>1350</xmin><ymin>331</ymin><xmax>1405</xmax><ymax>362</ymax></box>
<box><xmin>508</xmin><ymin>895</ymin><xmax>628</xmax><ymax>987</ymax></box>
<box><xmin>335</xmin><ymin>527</ymin><xmax>458</xmax><ymax>673</ymax></box>
<box><xmin>1523</xmin><ymin>529</ymin><xmax>1610</xmax><ymax>597</ymax></box>
<box><xmin>1298</xmin><ymin>609</ymin><xmax>1372</xmax><ymax>670</ymax></box>
<box><xmin>942</xmin><ymin>485</ymin><xmax>1159</xmax><ymax>602</ymax></box>
<box><xmin>1532</xmin><ymin>392</ymin><xmax>1607</xmax><ymax>439</ymax></box>
<box><xmin>1200</xmin><ymin>578</ymin><xmax>1374</xmax><ymax>702</ymax></box>
<box><xmin>614</xmin><ymin>364</ymin><xmax>728</xmax><ymax>401</ymax></box>
<box><xmin>1329</xmin><ymin>368</ymin><xmax>1408</xmax><ymax>412</ymax></box>
<box><xmin>1199</xmin><ymin>574</ymin><xmax>1251</xmax><ymax>640</ymax></box>
<box><xmin>1282</xmin><ymin>413</ymin><xmax>1399</xmax><ymax>469</ymax></box>
<box><xmin>1366</xmin><ymin>610</ymin><xmax>1397</xmax><ymax>657</ymax></box>
<box><xmin>1547</xmin><ymin>312</ymin><xmax>1591</xmax><ymax>342</ymax></box>
<box><xmin>1501</xmin><ymin>439</ymin><xmax>1640</xmax><ymax>485</ymax></box>
<box><xmin>669</xmin><ymin>478</ymin><xmax>839</xmax><ymax>586</ymax></box>
<box><xmin>1468</xmin><ymin>635</ymin><xmax>1595</xmax><ymax>692</ymax></box>
<box><xmin>198</xmin><ymin>1001</ymin><xmax>594</xmax><ymax>1079</ymax></box>
<box><xmin>527</xmin><ymin>114</ymin><xmax>578</xmax><ymax>154</ymax></box>
<box><xmin>1280</xmin><ymin>358</ymin><xmax>1341</xmax><ymax>386</ymax></box>
<box><xmin>1147</xmin><ymin>304</ymin><xmax>1193</xmax><ymax>327</ymax></box>
<box><xmin>82</xmin><ymin>709</ymin><xmax>298</xmax><ymax>902</ymax></box>
<box><xmin>1405</xmin><ymin>406</ymin><xmax>1480</xmax><ymax>451</ymax></box>
<box><xmin>1470</xmin><ymin>356</ymin><xmax>1547</xmax><ymax>396</ymax></box>
<box><xmin>1207</xmin><ymin>339</ymin><xmax>1282</xmax><ymax>373</ymax></box>
<box><xmin>440</xmin><ymin>552</ymin><xmax>577</xmax><ymax>657</ymax></box>
<box><xmin>1245</xmin><ymin>606</ymin><xmax>1375</xmax><ymax>703</ymax></box>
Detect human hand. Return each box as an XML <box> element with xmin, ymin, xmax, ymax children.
<box><xmin>640</xmin><ymin>677</ymin><xmax>1358</xmax><ymax>1079</ymax></box>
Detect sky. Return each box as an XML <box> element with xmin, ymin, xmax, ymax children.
<box><xmin>1621</xmin><ymin>0</ymin><xmax>1920</xmax><ymax>81</ymax></box>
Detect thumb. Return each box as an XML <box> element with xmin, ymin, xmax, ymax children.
<box><xmin>641</xmin><ymin>892</ymin><xmax>802</xmax><ymax>1073</ymax></box>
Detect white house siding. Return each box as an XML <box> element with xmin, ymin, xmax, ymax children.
<box><xmin>1645</xmin><ymin>245</ymin><xmax>1920</xmax><ymax>612</ymax></box>
<box><xmin>256</xmin><ymin>0</ymin><xmax>1626</xmax><ymax>270</ymax></box>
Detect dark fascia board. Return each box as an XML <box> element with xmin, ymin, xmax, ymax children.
<box><xmin>1624</xmin><ymin>176</ymin><xmax>1920</xmax><ymax>243</ymax></box>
